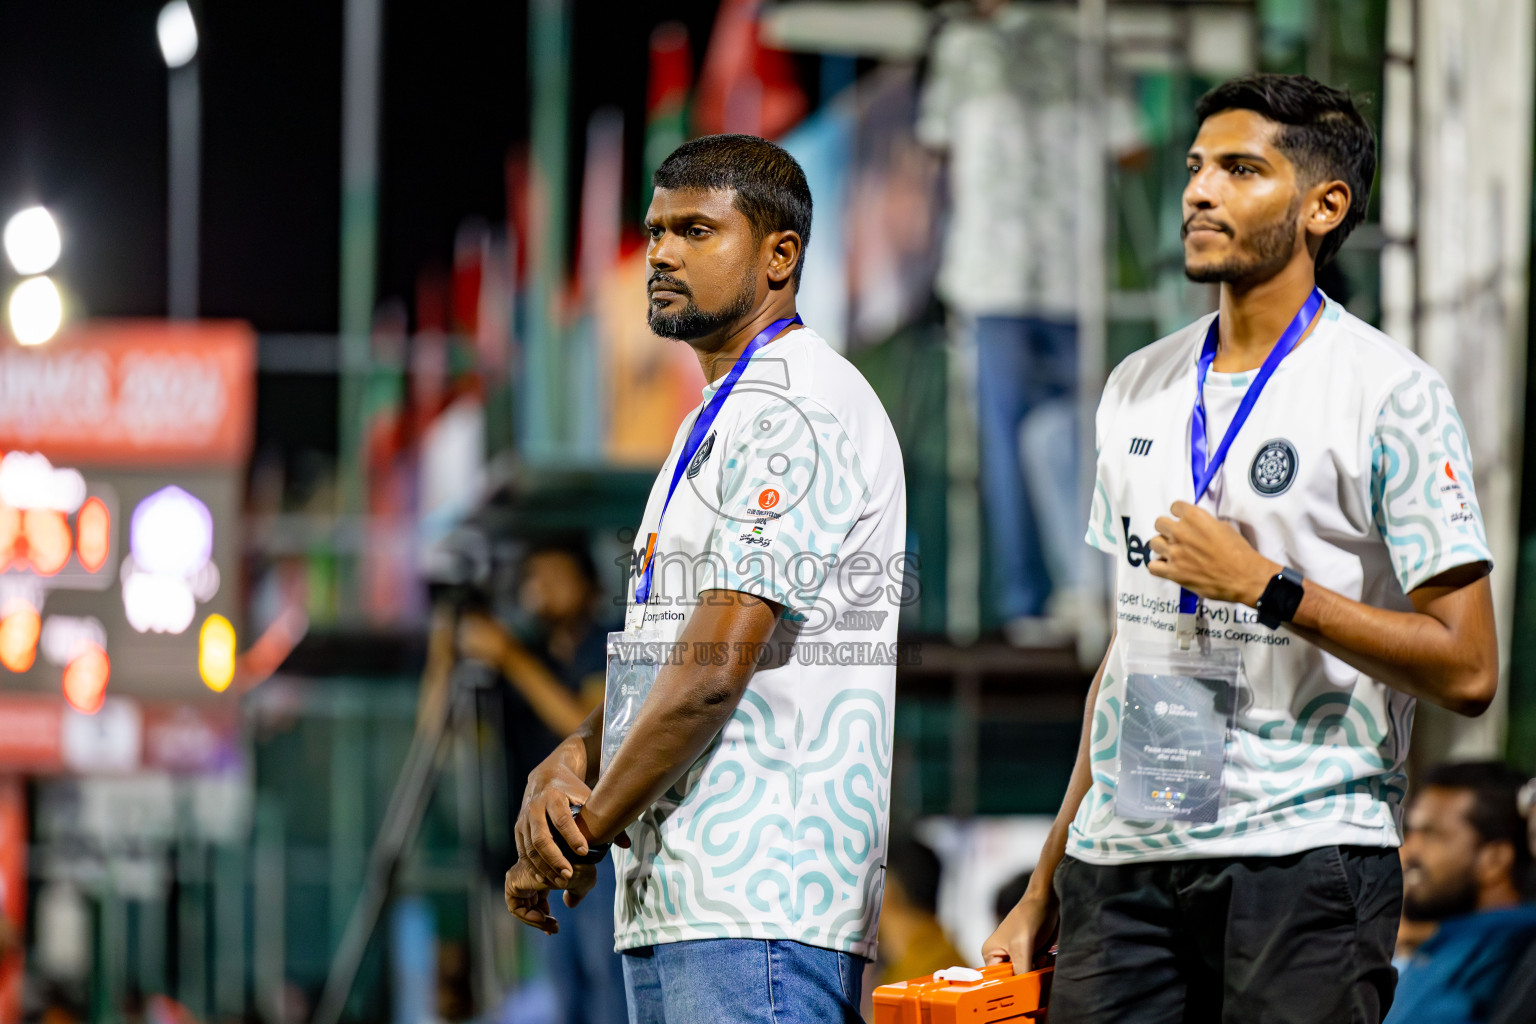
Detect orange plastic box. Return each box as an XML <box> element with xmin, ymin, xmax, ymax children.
<box><xmin>873</xmin><ymin>963</ymin><xmax>1052</xmax><ymax>1024</ymax></box>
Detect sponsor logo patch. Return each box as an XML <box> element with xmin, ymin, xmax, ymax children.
<box><xmin>1439</xmin><ymin>459</ymin><xmax>1478</xmax><ymax>525</ymax></box>
<box><xmin>1122</xmin><ymin>517</ymin><xmax>1155</xmax><ymax>568</ymax></box>
<box><xmin>1249</xmin><ymin>438</ymin><xmax>1298</xmax><ymax>497</ymax></box>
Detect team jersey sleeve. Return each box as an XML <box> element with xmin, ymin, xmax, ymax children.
<box><xmin>705</xmin><ymin>396</ymin><xmax>871</xmax><ymax>620</ymax></box>
<box><xmin>1084</xmin><ymin>368</ymin><xmax>1122</xmax><ymax>554</ymax></box>
<box><xmin>1371</xmin><ymin>369</ymin><xmax>1494</xmax><ymax>592</ymax></box>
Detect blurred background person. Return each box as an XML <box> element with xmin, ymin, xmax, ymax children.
<box><xmin>457</xmin><ymin>536</ymin><xmax>625</xmax><ymax>1024</ymax></box>
<box><xmin>1488</xmin><ymin>778</ymin><xmax>1536</xmax><ymax>1024</ymax></box>
<box><xmin>991</xmin><ymin>870</ymin><xmax>1032</xmax><ymax>937</ymax></box>
<box><xmin>457</xmin><ymin>537</ymin><xmax>611</xmax><ymax>780</ymax></box>
<box><xmin>876</xmin><ymin>838</ymin><xmax>964</xmax><ymax>986</ymax></box>
<box><xmin>1387</xmin><ymin>761</ymin><xmax>1536</xmax><ymax>1024</ymax></box>
<box><xmin>916</xmin><ymin>0</ymin><xmax>1082</xmax><ymax>647</ymax></box>
<box><xmin>1395</xmin><ymin>837</ymin><xmax>1437</xmax><ymax>973</ymax></box>
<box><xmin>1393</xmin><ymin>886</ymin><xmax>1437</xmax><ymax>972</ymax></box>
<box><xmin>917</xmin><ymin>0</ymin><xmax>1141</xmax><ymax>646</ymax></box>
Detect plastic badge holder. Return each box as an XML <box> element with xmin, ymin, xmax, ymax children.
<box><xmin>873</xmin><ymin>963</ymin><xmax>1053</xmax><ymax>1024</ymax></box>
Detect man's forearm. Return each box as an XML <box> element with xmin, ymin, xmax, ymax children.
<box><xmin>1148</xmin><ymin>505</ymin><xmax>1496</xmax><ymax>716</ymax></box>
<box><xmin>559</xmin><ymin>706</ymin><xmax>603</xmax><ymax>787</ymax></box>
<box><xmin>576</xmin><ymin>658</ymin><xmax>748</xmax><ymax>843</ymax></box>
<box><xmin>574</xmin><ymin>593</ymin><xmax>779</xmax><ymax>844</ymax></box>
<box><xmin>1285</xmin><ymin>573</ymin><xmax>1497</xmax><ymax>715</ymax></box>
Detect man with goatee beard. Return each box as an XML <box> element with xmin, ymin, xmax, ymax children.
<box><xmin>1385</xmin><ymin>761</ymin><xmax>1536</xmax><ymax>1024</ymax></box>
<box><xmin>987</xmin><ymin>74</ymin><xmax>1499</xmax><ymax>1023</ymax></box>
<box><xmin>502</xmin><ymin>134</ymin><xmax>906</xmax><ymax>1024</ymax></box>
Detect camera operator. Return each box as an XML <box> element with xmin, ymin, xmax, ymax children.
<box><xmin>458</xmin><ymin>536</ymin><xmax>625</xmax><ymax>1024</ymax></box>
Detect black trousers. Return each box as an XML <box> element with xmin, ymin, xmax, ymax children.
<box><xmin>1051</xmin><ymin>845</ymin><xmax>1401</xmax><ymax>1024</ymax></box>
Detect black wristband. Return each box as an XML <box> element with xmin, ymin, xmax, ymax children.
<box><xmin>547</xmin><ymin>812</ymin><xmax>612</xmax><ymax>865</ymax></box>
<box><xmin>1255</xmin><ymin>566</ymin><xmax>1305</xmax><ymax>629</ymax></box>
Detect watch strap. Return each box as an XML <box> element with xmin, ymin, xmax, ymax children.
<box><xmin>1256</xmin><ymin>566</ymin><xmax>1305</xmax><ymax>629</ymax></box>
<box><xmin>547</xmin><ymin>811</ymin><xmax>612</xmax><ymax>866</ymax></box>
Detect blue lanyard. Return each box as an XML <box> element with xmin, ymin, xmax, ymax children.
<box><xmin>1178</xmin><ymin>289</ymin><xmax>1322</xmax><ymax>617</ymax></box>
<box><xmin>633</xmin><ymin>314</ymin><xmax>801</xmax><ymax>605</ymax></box>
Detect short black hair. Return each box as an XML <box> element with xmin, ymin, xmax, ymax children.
<box><xmin>886</xmin><ymin>837</ymin><xmax>943</xmax><ymax>915</ymax></box>
<box><xmin>523</xmin><ymin>532</ymin><xmax>598</xmax><ymax>588</ymax></box>
<box><xmin>652</xmin><ymin>134</ymin><xmax>813</xmax><ymax>289</ymax></box>
<box><xmin>993</xmin><ymin>869</ymin><xmax>1033</xmax><ymax>925</ymax></box>
<box><xmin>1421</xmin><ymin>760</ymin><xmax>1533</xmax><ymax>891</ymax></box>
<box><xmin>1194</xmin><ymin>73</ymin><xmax>1376</xmax><ymax>268</ymax></box>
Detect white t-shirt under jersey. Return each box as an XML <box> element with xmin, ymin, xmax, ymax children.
<box><xmin>1073</xmin><ymin>294</ymin><xmax>1492</xmax><ymax>864</ymax></box>
<box><xmin>611</xmin><ymin>326</ymin><xmax>908</xmax><ymax>958</ymax></box>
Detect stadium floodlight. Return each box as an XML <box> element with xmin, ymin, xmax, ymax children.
<box><xmin>4</xmin><ymin>207</ymin><xmax>62</xmax><ymax>276</ymax></box>
<box><xmin>8</xmin><ymin>276</ymin><xmax>63</xmax><ymax>346</ymax></box>
<box><xmin>157</xmin><ymin>1</ymin><xmax>199</xmax><ymax>69</ymax></box>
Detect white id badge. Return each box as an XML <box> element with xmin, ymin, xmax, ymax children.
<box><xmin>1115</xmin><ymin>644</ymin><xmax>1240</xmax><ymax>824</ymax></box>
<box><xmin>600</xmin><ymin>627</ymin><xmax>669</xmax><ymax>775</ymax></box>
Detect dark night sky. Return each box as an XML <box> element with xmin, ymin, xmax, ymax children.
<box><xmin>0</xmin><ymin>0</ymin><xmax>722</xmax><ymax>334</ymax></box>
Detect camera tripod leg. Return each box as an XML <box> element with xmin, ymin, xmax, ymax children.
<box><xmin>452</xmin><ymin>670</ymin><xmax>502</xmax><ymax>1013</ymax></box>
<box><xmin>311</xmin><ymin>610</ymin><xmax>469</xmax><ymax>1024</ymax></box>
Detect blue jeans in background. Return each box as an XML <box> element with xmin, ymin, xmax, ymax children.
<box><xmin>547</xmin><ymin>860</ymin><xmax>629</xmax><ymax>1024</ymax></box>
<box><xmin>972</xmin><ymin>315</ymin><xmax>1079</xmax><ymax>620</ymax></box>
<box><xmin>621</xmin><ymin>938</ymin><xmax>865</xmax><ymax>1024</ymax></box>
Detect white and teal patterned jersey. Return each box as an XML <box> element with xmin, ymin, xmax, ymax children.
<box><xmin>1076</xmin><ymin>294</ymin><xmax>1492</xmax><ymax>863</ymax></box>
<box><xmin>613</xmin><ymin>326</ymin><xmax>907</xmax><ymax>957</ymax></box>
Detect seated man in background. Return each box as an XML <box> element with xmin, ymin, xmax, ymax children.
<box><xmin>876</xmin><ymin>839</ymin><xmax>964</xmax><ymax>986</ymax></box>
<box><xmin>457</xmin><ymin>536</ymin><xmax>626</xmax><ymax>1024</ymax></box>
<box><xmin>992</xmin><ymin>870</ymin><xmax>1032</xmax><ymax>936</ymax></box>
<box><xmin>1392</xmin><ymin>887</ymin><xmax>1436</xmax><ymax>972</ymax></box>
<box><xmin>1489</xmin><ymin>777</ymin><xmax>1536</xmax><ymax>1024</ymax></box>
<box><xmin>1385</xmin><ymin>761</ymin><xmax>1536</xmax><ymax>1024</ymax></box>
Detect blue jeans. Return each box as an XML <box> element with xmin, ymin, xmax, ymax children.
<box><xmin>547</xmin><ymin>861</ymin><xmax>629</xmax><ymax>1024</ymax></box>
<box><xmin>621</xmin><ymin>939</ymin><xmax>865</xmax><ymax>1024</ymax></box>
<box><xmin>972</xmin><ymin>315</ymin><xmax>1079</xmax><ymax>619</ymax></box>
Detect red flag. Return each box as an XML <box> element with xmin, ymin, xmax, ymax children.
<box><xmin>693</xmin><ymin>0</ymin><xmax>807</xmax><ymax>139</ymax></box>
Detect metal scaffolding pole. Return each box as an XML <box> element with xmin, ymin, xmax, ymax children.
<box><xmin>525</xmin><ymin>0</ymin><xmax>573</xmax><ymax>460</ymax></box>
<box><xmin>1076</xmin><ymin>0</ymin><xmax>1110</xmax><ymax>665</ymax></box>
<box><xmin>167</xmin><ymin>59</ymin><xmax>200</xmax><ymax>319</ymax></box>
<box><xmin>338</xmin><ymin>0</ymin><xmax>383</xmax><ymax>529</ymax></box>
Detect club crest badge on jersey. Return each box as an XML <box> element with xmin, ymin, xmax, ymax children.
<box><xmin>1249</xmin><ymin>438</ymin><xmax>1298</xmax><ymax>496</ymax></box>
<box><xmin>685</xmin><ymin>430</ymin><xmax>716</xmax><ymax>479</ymax></box>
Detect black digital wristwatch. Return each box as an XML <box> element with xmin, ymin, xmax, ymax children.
<box><xmin>1255</xmin><ymin>566</ymin><xmax>1305</xmax><ymax>629</ymax></box>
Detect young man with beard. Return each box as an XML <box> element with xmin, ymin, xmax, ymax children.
<box><xmin>985</xmin><ymin>74</ymin><xmax>1498</xmax><ymax>1022</ymax></box>
<box><xmin>1386</xmin><ymin>762</ymin><xmax>1536</xmax><ymax>1024</ymax></box>
<box><xmin>503</xmin><ymin>135</ymin><xmax>907</xmax><ymax>1023</ymax></box>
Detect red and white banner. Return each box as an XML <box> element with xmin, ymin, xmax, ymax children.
<box><xmin>0</xmin><ymin>321</ymin><xmax>254</xmax><ymax>466</ymax></box>
<box><xmin>0</xmin><ymin>694</ymin><xmax>238</xmax><ymax>775</ymax></box>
